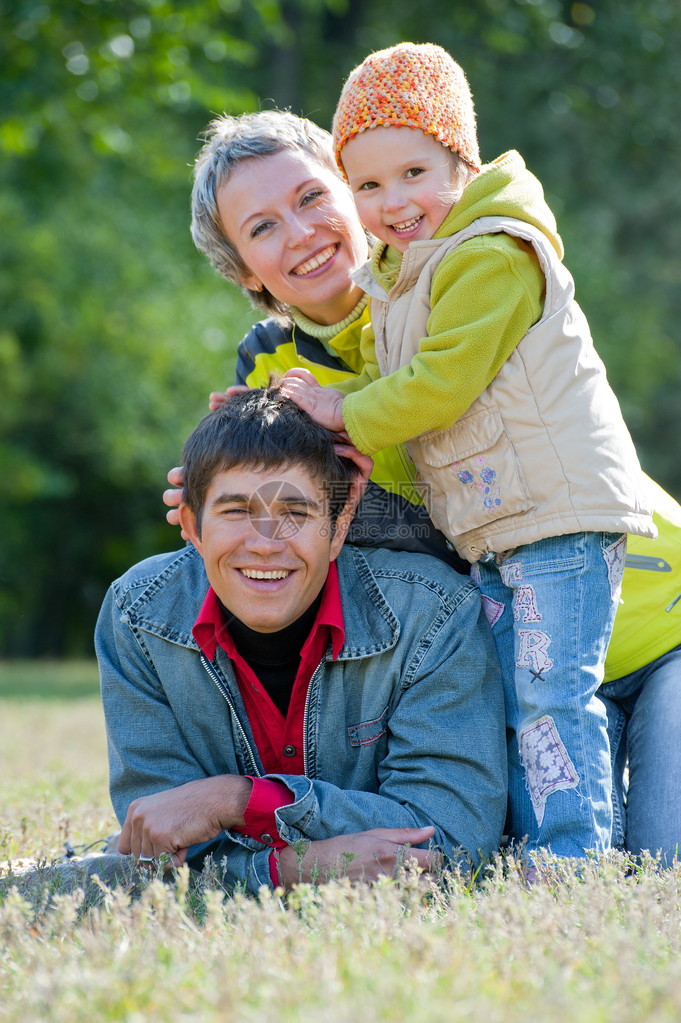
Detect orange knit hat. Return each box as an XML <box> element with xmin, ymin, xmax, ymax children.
<box><xmin>332</xmin><ymin>42</ymin><xmax>480</xmax><ymax>174</ymax></box>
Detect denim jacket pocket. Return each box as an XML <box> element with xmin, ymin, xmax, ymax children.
<box><xmin>407</xmin><ymin>407</ymin><xmax>535</xmax><ymax>538</ymax></box>
<box><xmin>347</xmin><ymin>706</ymin><xmax>389</xmax><ymax>748</ymax></box>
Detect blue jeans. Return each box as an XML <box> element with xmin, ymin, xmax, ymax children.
<box><xmin>599</xmin><ymin>643</ymin><xmax>681</xmax><ymax>866</ymax></box>
<box><xmin>474</xmin><ymin>531</ymin><xmax>626</xmax><ymax>857</ymax></box>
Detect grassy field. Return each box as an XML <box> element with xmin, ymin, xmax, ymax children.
<box><xmin>2</xmin><ymin>661</ymin><xmax>681</xmax><ymax>1023</ymax></box>
<box><xmin>0</xmin><ymin>660</ymin><xmax>115</xmax><ymax>866</ymax></box>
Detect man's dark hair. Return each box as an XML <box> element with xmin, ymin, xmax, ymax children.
<box><xmin>183</xmin><ymin>388</ymin><xmax>361</xmax><ymax>532</ymax></box>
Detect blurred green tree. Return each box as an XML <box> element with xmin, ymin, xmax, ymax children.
<box><xmin>1</xmin><ymin>0</ymin><xmax>263</xmax><ymax>654</ymax></box>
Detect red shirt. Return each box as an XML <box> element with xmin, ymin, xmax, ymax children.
<box><xmin>192</xmin><ymin>562</ymin><xmax>345</xmax><ymax>881</ymax></box>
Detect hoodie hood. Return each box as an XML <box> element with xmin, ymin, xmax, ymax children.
<box><xmin>435</xmin><ymin>150</ymin><xmax>564</xmax><ymax>259</ymax></box>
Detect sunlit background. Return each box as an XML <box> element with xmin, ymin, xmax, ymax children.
<box><xmin>2</xmin><ymin>0</ymin><xmax>679</xmax><ymax>657</ymax></box>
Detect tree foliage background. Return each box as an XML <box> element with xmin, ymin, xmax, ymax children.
<box><xmin>2</xmin><ymin>0</ymin><xmax>680</xmax><ymax>656</ymax></box>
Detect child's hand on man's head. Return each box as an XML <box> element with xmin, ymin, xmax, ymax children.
<box><xmin>280</xmin><ymin>368</ymin><xmax>346</xmax><ymax>434</ymax></box>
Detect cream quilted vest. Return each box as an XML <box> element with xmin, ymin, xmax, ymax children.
<box><xmin>353</xmin><ymin>216</ymin><xmax>655</xmax><ymax>563</ymax></box>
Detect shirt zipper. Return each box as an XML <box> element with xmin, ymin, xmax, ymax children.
<box><xmin>201</xmin><ymin>654</ymin><xmax>262</xmax><ymax>778</ymax></box>
<box><xmin>302</xmin><ymin>660</ymin><xmax>324</xmax><ymax>776</ymax></box>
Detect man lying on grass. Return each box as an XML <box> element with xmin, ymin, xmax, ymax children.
<box><xmin>96</xmin><ymin>389</ymin><xmax>507</xmax><ymax>892</ymax></box>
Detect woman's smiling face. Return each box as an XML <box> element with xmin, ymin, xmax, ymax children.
<box><xmin>216</xmin><ymin>148</ymin><xmax>369</xmax><ymax>325</ymax></box>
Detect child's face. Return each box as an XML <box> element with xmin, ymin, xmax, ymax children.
<box><xmin>341</xmin><ymin>125</ymin><xmax>458</xmax><ymax>252</ymax></box>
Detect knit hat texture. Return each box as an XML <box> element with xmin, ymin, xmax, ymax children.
<box><xmin>333</xmin><ymin>42</ymin><xmax>480</xmax><ymax>173</ymax></box>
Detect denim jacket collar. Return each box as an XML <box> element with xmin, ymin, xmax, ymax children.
<box><xmin>118</xmin><ymin>544</ymin><xmax>401</xmax><ymax>661</ymax></box>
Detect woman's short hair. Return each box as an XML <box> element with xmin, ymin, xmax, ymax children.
<box><xmin>191</xmin><ymin>110</ymin><xmax>338</xmax><ymax>320</ymax></box>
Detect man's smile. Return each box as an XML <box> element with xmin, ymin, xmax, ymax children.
<box><xmin>239</xmin><ymin>568</ymin><xmax>292</xmax><ymax>580</ymax></box>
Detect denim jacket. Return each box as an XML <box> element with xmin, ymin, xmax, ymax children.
<box><xmin>96</xmin><ymin>543</ymin><xmax>507</xmax><ymax>894</ymax></box>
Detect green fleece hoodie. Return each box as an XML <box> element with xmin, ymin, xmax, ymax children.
<box><xmin>339</xmin><ymin>151</ymin><xmax>564</xmax><ymax>456</ymax></box>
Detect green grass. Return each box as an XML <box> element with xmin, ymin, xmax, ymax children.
<box><xmin>1</xmin><ymin>661</ymin><xmax>681</xmax><ymax>1023</ymax></box>
<box><xmin>0</xmin><ymin>659</ymin><xmax>100</xmax><ymax>700</ymax></box>
<box><xmin>0</xmin><ymin>661</ymin><xmax>114</xmax><ymax>865</ymax></box>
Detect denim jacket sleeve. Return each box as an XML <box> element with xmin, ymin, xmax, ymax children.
<box><xmin>96</xmin><ymin>582</ymin><xmax>282</xmax><ymax>896</ymax></box>
<box><xmin>268</xmin><ymin>581</ymin><xmax>507</xmax><ymax>869</ymax></box>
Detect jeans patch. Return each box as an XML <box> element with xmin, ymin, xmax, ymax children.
<box><xmin>499</xmin><ymin>560</ymin><xmax>523</xmax><ymax>587</ymax></box>
<box><xmin>519</xmin><ymin>715</ymin><xmax>579</xmax><ymax>827</ymax></box>
<box><xmin>512</xmin><ymin>584</ymin><xmax>542</xmax><ymax>623</ymax></box>
<box><xmin>470</xmin><ymin>562</ymin><xmax>482</xmax><ymax>584</ymax></box>
<box><xmin>516</xmin><ymin>629</ymin><xmax>554</xmax><ymax>678</ymax></box>
<box><xmin>481</xmin><ymin>594</ymin><xmax>505</xmax><ymax>628</ymax></box>
<box><xmin>454</xmin><ymin>457</ymin><xmax>503</xmax><ymax>511</ymax></box>
<box><xmin>603</xmin><ymin>534</ymin><xmax>626</xmax><ymax>602</ymax></box>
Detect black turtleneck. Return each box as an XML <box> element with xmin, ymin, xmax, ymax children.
<box><xmin>221</xmin><ymin>591</ymin><xmax>324</xmax><ymax>717</ymax></box>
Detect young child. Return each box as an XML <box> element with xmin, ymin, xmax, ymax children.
<box><xmin>280</xmin><ymin>42</ymin><xmax>656</xmax><ymax>860</ymax></box>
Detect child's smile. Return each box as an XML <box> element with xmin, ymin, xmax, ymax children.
<box><xmin>389</xmin><ymin>214</ymin><xmax>425</xmax><ymax>240</ymax></box>
<box><xmin>341</xmin><ymin>125</ymin><xmax>459</xmax><ymax>252</ymax></box>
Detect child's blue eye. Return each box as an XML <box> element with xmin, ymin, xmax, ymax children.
<box><xmin>301</xmin><ymin>189</ymin><xmax>323</xmax><ymax>205</ymax></box>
